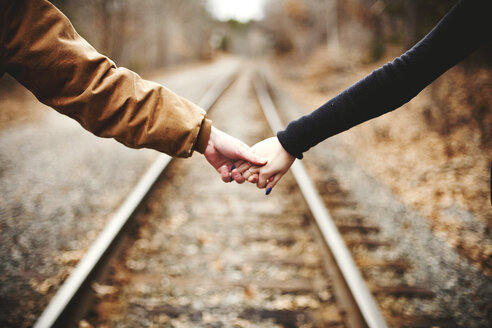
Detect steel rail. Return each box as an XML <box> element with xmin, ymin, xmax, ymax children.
<box><xmin>253</xmin><ymin>73</ymin><xmax>388</xmax><ymax>328</ymax></box>
<box><xmin>34</xmin><ymin>69</ymin><xmax>238</xmax><ymax>328</ymax></box>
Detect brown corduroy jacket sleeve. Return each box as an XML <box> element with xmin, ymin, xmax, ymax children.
<box><xmin>0</xmin><ymin>0</ymin><xmax>211</xmax><ymax>157</ymax></box>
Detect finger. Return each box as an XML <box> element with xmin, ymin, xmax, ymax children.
<box><xmin>229</xmin><ymin>163</ymin><xmax>236</xmax><ymax>182</ymax></box>
<box><xmin>247</xmin><ymin>173</ymin><xmax>259</xmax><ymax>183</ymax></box>
<box><xmin>241</xmin><ymin>166</ymin><xmax>255</xmax><ymax>180</ymax></box>
<box><xmin>217</xmin><ymin>164</ymin><xmax>232</xmax><ymax>183</ymax></box>
<box><xmin>265</xmin><ymin>173</ymin><xmax>283</xmax><ymax>195</ymax></box>
<box><xmin>242</xmin><ymin>170</ymin><xmax>252</xmax><ymax>180</ymax></box>
<box><xmin>231</xmin><ymin>161</ymin><xmax>250</xmax><ymax>183</ymax></box>
<box><xmin>248</xmin><ymin>166</ymin><xmax>261</xmax><ymax>174</ymax></box>
<box><xmin>257</xmin><ymin>172</ymin><xmax>270</xmax><ymax>189</ymax></box>
<box><xmin>231</xmin><ymin>171</ymin><xmax>246</xmax><ymax>184</ymax></box>
<box><xmin>244</xmin><ymin>165</ymin><xmax>260</xmax><ymax>180</ymax></box>
<box><xmin>234</xmin><ymin>161</ymin><xmax>252</xmax><ymax>174</ymax></box>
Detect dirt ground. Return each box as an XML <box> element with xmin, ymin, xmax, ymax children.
<box><xmin>269</xmin><ymin>48</ymin><xmax>492</xmax><ymax>277</ymax></box>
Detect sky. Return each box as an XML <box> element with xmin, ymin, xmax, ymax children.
<box><xmin>207</xmin><ymin>0</ymin><xmax>266</xmax><ymax>22</ymax></box>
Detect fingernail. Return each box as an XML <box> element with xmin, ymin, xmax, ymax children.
<box><xmin>229</xmin><ymin>165</ymin><xmax>236</xmax><ymax>182</ymax></box>
<box><xmin>265</xmin><ymin>187</ymin><xmax>272</xmax><ymax>195</ymax></box>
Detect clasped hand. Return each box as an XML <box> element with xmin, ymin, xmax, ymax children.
<box><xmin>233</xmin><ymin>137</ymin><xmax>295</xmax><ymax>194</ymax></box>
<box><xmin>204</xmin><ymin>129</ymin><xmax>294</xmax><ymax>195</ymax></box>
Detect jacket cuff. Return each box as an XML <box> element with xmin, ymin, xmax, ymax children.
<box><xmin>194</xmin><ymin>118</ymin><xmax>212</xmax><ymax>154</ymax></box>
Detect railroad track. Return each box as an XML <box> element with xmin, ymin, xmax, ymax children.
<box><xmin>34</xmin><ymin>66</ymin><xmax>455</xmax><ymax>327</ymax></box>
<box><xmin>34</xmin><ymin>68</ymin><xmax>239</xmax><ymax>328</ymax></box>
<box><xmin>310</xmin><ymin>173</ymin><xmax>459</xmax><ymax>327</ymax></box>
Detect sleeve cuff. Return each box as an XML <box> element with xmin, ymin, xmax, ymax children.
<box><xmin>277</xmin><ymin>130</ymin><xmax>303</xmax><ymax>159</ymax></box>
<box><xmin>194</xmin><ymin>118</ymin><xmax>212</xmax><ymax>154</ymax></box>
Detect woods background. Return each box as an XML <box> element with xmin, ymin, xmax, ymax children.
<box><xmin>0</xmin><ymin>0</ymin><xmax>479</xmax><ymax>154</ymax></box>
<box><xmin>49</xmin><ymin>0</ymin><xmax>491</xmax><ymax>68</ymax></box>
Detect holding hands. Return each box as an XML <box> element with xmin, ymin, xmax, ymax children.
<box><xmin>203</xmin><ymin>127</ymin><xmax>268</xmax><ymax>183</ymax></box>
<box><xmin>203</xmin><ymin>129</ymin><xmax>294</xmax><ymax>194</ymax></box>
<box><xmin>231</xmin><ymin>137</ymin><xmax>295</xmax><ymax>195</ymax></box>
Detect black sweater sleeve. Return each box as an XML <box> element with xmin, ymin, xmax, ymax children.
<box><xmin>277</xmin><ymin>0</ymin><xmax>492</xmax><ymax>159</ymax></box>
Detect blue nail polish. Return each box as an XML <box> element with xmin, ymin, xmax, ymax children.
<box><xmin>229</xmin><ymin>165</ymin><xmax>236</xmax><ymax>182</ymax></box>
<box><xmin>266</xmin><ymin>187</ymin><xmax>272</xmax><ymax>195</ymax></box>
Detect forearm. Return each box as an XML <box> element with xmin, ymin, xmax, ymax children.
<box><xmin>278</xmin><ymin>0</ymin><xmax>491</xmax><ymax>159</ymax></box>
<box><xmin>1</xmin><ymin>0</ymin><xmax>210</xmax><ymax>157</ymax></box>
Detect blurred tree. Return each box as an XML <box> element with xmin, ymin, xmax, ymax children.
<box><xmin>260</xmin><ymin>0</ymin><xmax>487</xmax><ymax>63</ymax></box>
<box><xmin>260</xmin><ymin>0</ymin><xmax>492</xmax><ymax>147</ymax></box>
<box><xmin>50</xmin><ymin>0</ymin><xmax>216</xmax><ymax>73</ymax></box>
<box><xmin>263</xmin><ymin>0</ymin><xmax>334</xmax><ymax>57</ymax></box>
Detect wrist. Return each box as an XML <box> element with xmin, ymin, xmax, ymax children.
<box><xmin>275</xmin><ymin>137</ymin><xmax>294</xmax><ymax>158</ymax></box>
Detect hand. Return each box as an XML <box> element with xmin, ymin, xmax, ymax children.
<box><xmin>232</xmin><ymin>137</ymin><xmax>295</xmax><ymax>194</ymax></box>
<box><xmin>203</xmin><ymin>127</ymin><xmax>267</xmax><ymax>183</ymax></box>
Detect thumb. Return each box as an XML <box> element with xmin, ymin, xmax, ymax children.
<box><xmin>237</xmin><ymin>147</ymin><xmax>267</xmax><ymax>166</ymax></box>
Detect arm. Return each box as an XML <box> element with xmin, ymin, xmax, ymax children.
<box><xmin>0</xmin><ymin>0</ymin><xmax>208</xmax><ymax>157</ymax></box>
<box><xmin>277</xmin><ymin>0</ymin><xmax>492</xmax><ymax>159</ymax></box>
